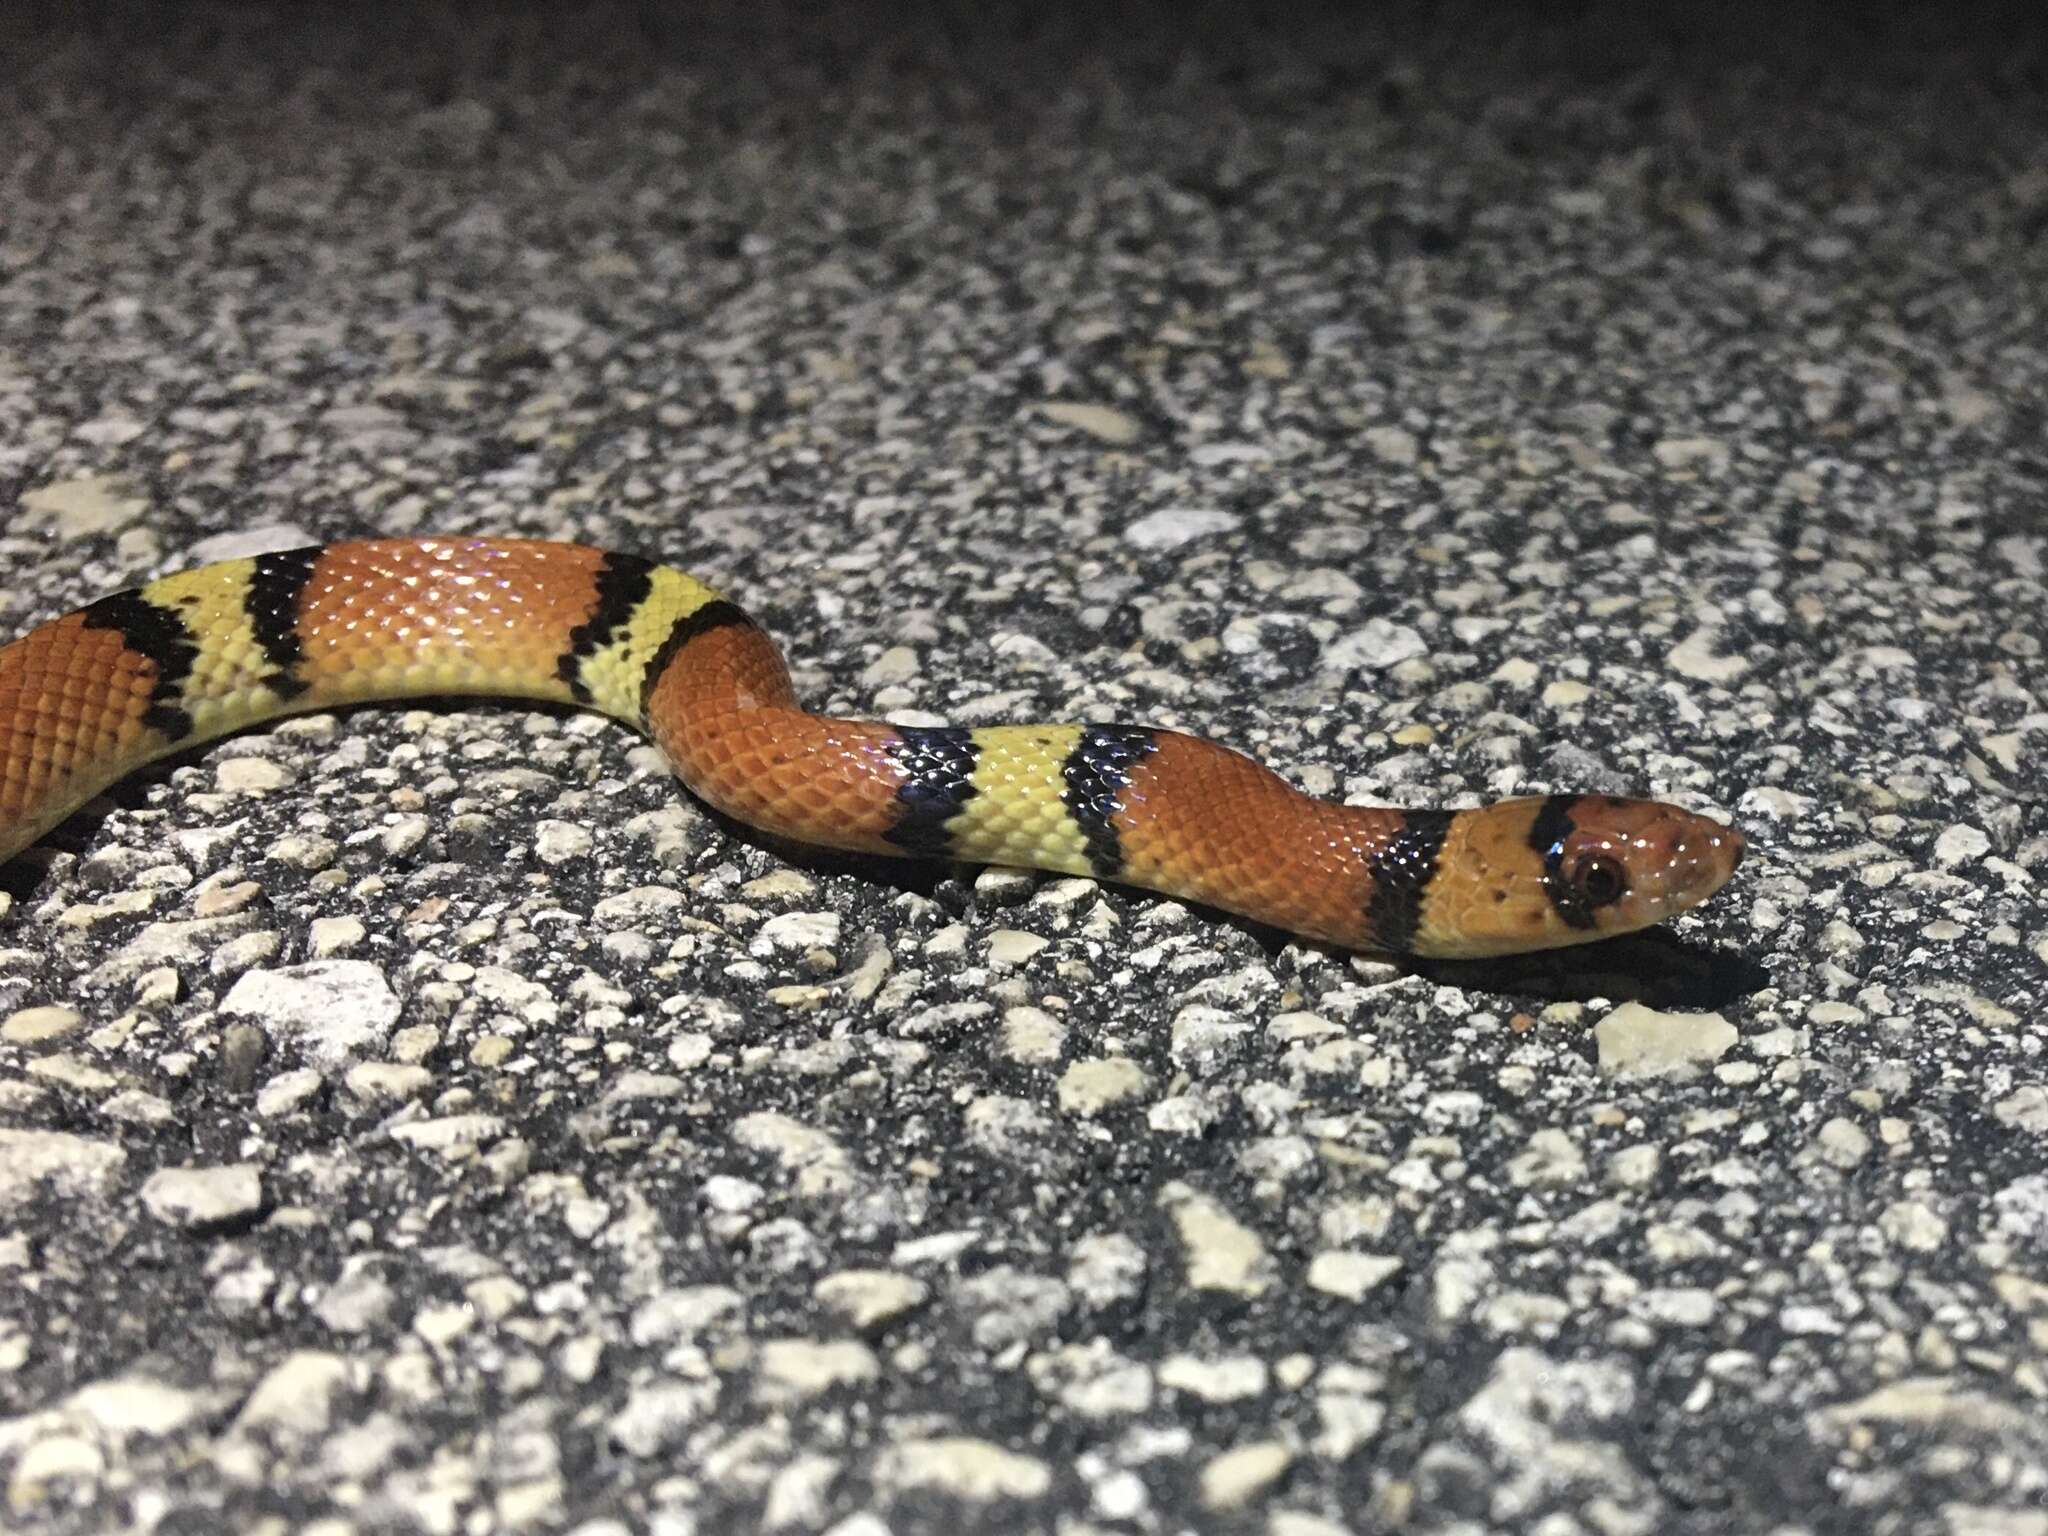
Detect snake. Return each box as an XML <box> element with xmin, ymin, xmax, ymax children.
<box><xmin>0</xmin><ymin>536</ymin><xmax>1744</xmax><ymax>958</ymax></box>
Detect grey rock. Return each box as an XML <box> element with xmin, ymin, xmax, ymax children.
<box><xmin>141</xmin><ymin>1164</ymin><xmax>263</xmax><ymax>1228</ymax></box>
<box><xmin>221</xmin><ymin>961</ymin><xmax>401</xmax><ymax>1068</ymax></box>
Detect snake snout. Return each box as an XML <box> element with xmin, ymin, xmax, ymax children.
<box><xmin>1662</xmin><ymin>815</ymin><xmax>1744</xmax><ymax>903</ymax></box>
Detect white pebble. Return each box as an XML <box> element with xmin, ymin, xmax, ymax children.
<box><xmin>141</xmin><ymin>1164</ymin><xmax>262</xmax><ymax>1227</ymax></box>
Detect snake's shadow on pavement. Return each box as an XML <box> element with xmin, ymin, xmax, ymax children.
<box><xmin>1399</xmin><ymin>931</ymin><xmax>1772</xmax><ymax>1012</ymax></box>
<box><xmin>775</xmin><ymin>837</ymin><xmax>1772</xmax><ymax>1014</ymax></box>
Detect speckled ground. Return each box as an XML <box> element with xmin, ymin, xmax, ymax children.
<box><xmin>1</xmin><ymin>5</ymin><xmax>2045</xmax><ymax>1534</ymax></box>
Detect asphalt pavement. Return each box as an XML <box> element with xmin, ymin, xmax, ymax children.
<box><xmin>0</xmin><ymin>5</ymin><xmax>2044</xmax><ymax>1533</ymax></box>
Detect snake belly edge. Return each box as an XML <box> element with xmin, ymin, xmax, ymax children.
<box><xmin>0</xmin><ymin>537</ymin><xmax>1744</xmax><ymax>958</ymax></box>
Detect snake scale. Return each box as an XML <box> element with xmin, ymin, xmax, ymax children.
<box><xmin>0</xmin><ymin>537</ymin><xmax>1743</xmax><ymax>957</ymax></box>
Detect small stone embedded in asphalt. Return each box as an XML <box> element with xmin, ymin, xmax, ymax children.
<box><xmin>140</xmin><ymin>1165</ymin><xmax>263</xmax><ymax>1228</ymax></box>
<box><xmin>1594</xmin><ymin>1002</ymin><xmax>1740</xmax><ymax>1077</ymax></box>
<box><xmin>1037</xmin><ymin>401</ymin><xmax>1141</xmax><ymax>444</ymax></box>
<box><xmin>1124</xmin><ymin>507</ymin><xmax>1241</xmax><ymax>551</ymax></box>
<box><xmin>1305</xmin><ymin>1251</ymin><xmax>1404</xmax><ymax>1302</ymax></box>
<box><xmin>233</xmin><ymin>1351</ymin><xmax>351</xmax><ymax>1436</ymax></box>
<box><xmin>813</xmin><ymin>1269</ymin><xmax>929</xmax><ymax>1332</ymax></box>
<box><xmin>0</xmin><ymin>1130</ymin><xmax>128</xmax><ymax>1213</ymax></box>
<box><xmin>220</xmin><ymin>961</ymin><xmax>401</xmax><ymax>1068</ymax></box>
<box><xmin>2</xmin><ymin>1006</ymin><xmax>84</xmax><ymax>1044</ymax></box>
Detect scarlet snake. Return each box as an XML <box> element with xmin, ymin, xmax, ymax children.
<box><xmin>0</xmin><ymin>537</ymin><xmax>1743</xmax><ymax>957</ymax></box>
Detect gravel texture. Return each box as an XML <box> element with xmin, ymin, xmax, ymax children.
<box><xmin>2</xmin><ymin>5</ymin><xmax>2045</xmax><ymax>1534</ymax></box>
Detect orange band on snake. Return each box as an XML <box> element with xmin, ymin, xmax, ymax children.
<box><xmin>0</xmin><ymin>537</ymin><xmax>1743</xmax><ymax>958</ymax></box>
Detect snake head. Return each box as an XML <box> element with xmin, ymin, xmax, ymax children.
<box><xmin>1425</xmin><ymin>794</ymin><xmax>1745</xmax><ymax>957</ymax></box>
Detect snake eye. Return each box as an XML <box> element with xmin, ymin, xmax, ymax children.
<box><xmin>1571</xmin><ymin>854</ymin><xmax>1629</xmax><ymax>908</ymax></box>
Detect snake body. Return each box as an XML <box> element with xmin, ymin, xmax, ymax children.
<box><xmin>0</xmin><ymin>537</ymin><xmax>1742</xmax><ymax>957</ymax></box>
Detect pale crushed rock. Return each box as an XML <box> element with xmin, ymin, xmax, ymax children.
<box><xmin>472</xmin><ymin>965</ymin><xmax>559</xmax><ymax>1024</ymax></box>
<box><xmin>1668</xmin><ymin>624</ymin><xmax>1749</xmax><ymax>683</ymax></box>
<box><xmin>666</xmin><ymin>1033</ymin><xmax>713</xmax><ymax>1070</ymax></box>
<box><xmin>1629</xmin><ymin>1287</ymin><xmax>1718</xmax><ymax>1327</ymax></box>
<box><xmin>1160</xmin><ymin>1186</ymin><xmax>1274</xmax><ymax>1297</ymax></box>
<box><xmin>86</xmin><ymin>914</ymin><xmax>261</xmax><ymax>987</ymax></box>
<box><xmin>1941</xmin><ymin>1509</ymin><xmax>2048</xmax><ymax>1536</ymax></box>
<box><xmin>306</xmin><ymin>916</ymin><xmax>367</xmax><ymax>958</ymax></box>
<box><xmin>747</xmin><ymin>869</ymin><xmax>819</xmax><ymax>901</ymax></box>
<box><xmin>1056</xmin><ymin>1057</ymin><xmax>1150</xmax><ymax>1116</ymax></box>
<box><xmin>2</xmin><ymin>1006</ymin><xmax>83</xmax><ymax>1044</ymax></box>
<box><xmin>963</xmin><ymin>1094</ymin><xmax>1056</xmax><ymax>1157</ymax></box>
<box><xmin>749</xmin><ymin>911</ymin><xmax>842</xmax><ymax>956</ymax></box>
<box><xmin>233</xmin><ymin>1350</ymin><xmax>351</xmax><ymax>1435</ymax></box>
<box><xmin>1170</xmin><ymin>1005</ymin><xmax>1251</xmax><ymax>1071</ymax></box>
<box><xmin>591</xmin><ymin>885</ymin><xmax>688</xmax><ymax>925</ymax></box>
<box><xmin>387</xmin><ymin>1114</ymin><xmax>506</xmax><ymax>1152</ymax></box>
<box><xmin>1992</xmin><ymin>1174</ymin><xmax>2048</xmax><ymax>1245</ymax></box>
<box><xmin>7</xmin><ymin>1435</ymin><xmax>104</xmax><ymax>1505</ymax></box>
<box><xmin>1505</xmin><ymin>1128</ymin><xmax>1586</xmax><ymax>1188</ymax></box>
<box><xmin>751</xmin><ymin>1338</ymin><xmax>881</xmax><ymax>1404</ymax></box>
<box><xmin>1001</xmin><ymin>1005</ymin><xmax>1067</xmax><ymax>1064</ymax></box>
<box><xmin>214</xmin><ymin>756</ymin><xmax>295</xmax><ymax>794</ymax></box>
<box><xmin>389</xmin><ymin>1023</ymin><xmax>438</xmax><ymax>1063</ymax></box>
<box><xmin>1810</xmin><ymin>1377</ymin><xmax>2045</xmax><ymax>1440</ymax></box>
<box><xmin>1200</xmin><ymin>1440</ymin><xmax>1294</xmax><ymax>1510</ymax></box>
<box><xmin>956</xmin><ymin>1266</ymin><xmax>1074</xmax><ymax>1352</ymax></box>
<box><xmin>1323</xmin><ymin>617</ymin><xmax>1427</xmax><ymax>672</ymax></box>
<box><xmin>101</xmin><ymin>1089</ymin><xmax>176</xmax><ymax>1126</ymax></box>
<box><xmin>221</xmin><ymin>961</ymin><xmax>401</xmax><ymax>1068</ymax></box>
<box><xmin>1934</xmin><ymin>824</ymin><xmax>1991</xmax><ymax>865</ymax></box>
<box><xmin>1124</xmin><ymin>507</ymin><xmax>1240</xmax><ymax>551</ymax></box>
<box><xmin>1311</xmin><ymin>1368</ymin><xmax>1387</xmax><ymax>1460</ymax></box>
<box><xmin>254</xmin><ymin>1069</ymin><xmax>323</xmax><ymax>1117</ymax></box>
<box><xmin>208</xmin><ymin>930</ymin><xmax>282</xmax><ymax>977</ymax></box>
<box><xmin>598</xmin><ymin>1072</ymin><xmax>686</xmax><ymax>1107</ymax></box>
<box><xmin>1653</xmin><ymin>434</ymin><xmax>1730</xmax><ymax>472</ymax></box>
<box><xmin>629</xmin><ymin>1286</ymin><xmax>746</xmax><ymax>1346</ymax></box>
<box><xmin>27</xmin><ymin>1054</ymin><xmax>119</xmax><ymax>1093</ymax></box>
<box><xmin>1992</xmin><ymin>1087</ymin><xmax>2048</xmax><ymax>1136</ymax></box>
<box><xmin>1158</xmin><ymin>1354</ymin><xmax>1269</xmax><ymax>1402</ymax></box>
<box><xmin>697</xmin><ymin>1176</ymin><xmax>764</xmax><ymax>1220</ymax></box>
<box><xmin>1363</xmin><ymin>423</ymin><xmax>1419</xmax><ymax>464</ymax></box>
<box><xmin>63</xmin><ymin>1373</ymin><xmax>208</xmax><ymax>1441</ymax></box>
<box><xmin>1815</xmin><ymin>1117</ymin><xmax>1873</xmax><ymax>1167</ymax></box>
<box><xmin>608</xmin><ymin>1379</ymin><xmax>720</xmax><ymax>1459</ymax></box>
<box><xmin>874</xmin><ymin>1436</ymin><xmax>1053</xmax><ymax>1501</ymax></box>
<box><xmin>1269</xmin><ymin>1514</ymin><xmax>1354</xmax><ymax>1536</ymax></box>
<box><xmin>813</xmin><ymin>1269</ymin><xmax>929</xmax><ymax>1331</ymax></box>
<box><xmin>1880</xmin><ymin>1198</ymin><xmax>1949</xmax><ymax>1252</ymax></box>
<box><xmin>1068</xmin><ymin>1233</ymin><xmax>1147</xmax><ymax>1309</ymax></box>
<box><xmin>20</xmin><ymin>473</ymin><xmax>148</xmax><ymax>537</ymax></box>
<box><xmin>762</xmin><ymin>1456</ymin><xmax>840</xmax><ymax>1531</ymax></box>
<box><xmin>141</xmin><ymin>1164</ymin><xmax>262</xmax><ymax>1227</ymax></box>
<box><xmin>533</xmin><ymin>819</ymin><xmax>595</xmax><ymax>864</ymax></box>
<box><xmin>1451</xmin><ymin>1348</ymin><xmax>1654</xmax><ymax>1526</ymax></box>
<box><xmin>1594</xmin><ymin>1002</ymin><xmax>1739</xmax><ymax>1077</ymax></box>
<box><xmin>343</xmin><ymin>1063</ymin><xmax>433</xmax><ymax>1104</ymax></box>
<box><xmin>132</xmin><ymin>967</ymin><xmax>181</xmax><ymax>1009</ymax></box>
<box><xmin>0</xmin><ymin>1131</ymin><xmax>128</xmax><ymax>1213</ymax></box>
<box><xmin>1305</xmin><ymin>1251</ymin><xmax>1404</xmax><ymax>1302</ymax></box>
<box><xmin>1038</xmin><ymin>400</ymin><xmax>1140</xmax><ymax>445</ymax></box>
<box><xmin>1028</xmin><ymin>1341</ymin><xmax>1153</xmax><ymax>1419</ymax></box>
<box><xmin>986</xmin><ymin>929</ymin><xmax>1050</xmax><ymax>968</ymax></box>
<box><xmin>861</xmin><ymin>643</ymin><xmax>920</xmax><ymax>687</ymax></box>
<box><xmin>732</xmin><ymin>1112</ymin><xmax>856</xmax><ymax>1197</ymax></box>
<box><xmin>315</xmin><ymin>1266</ymin><xmax>397</xmax><ymax>1333</ymax></box>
